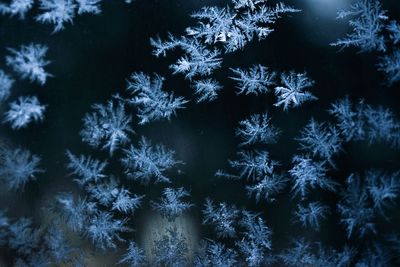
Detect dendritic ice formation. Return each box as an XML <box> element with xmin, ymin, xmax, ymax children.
<box><xmin>0</xmin><ymin>0</ymin><xmax>399</xmax><ymax>266</ymax></box>
<box><xmin>0</xmin><ymin>0</ymin><xmax>133</xmax><ymax>32</ymax></box>
<box><xmin>331</xmin><ymin>0</ymin><xmax>400</xmax><ymax>85</ymax></box>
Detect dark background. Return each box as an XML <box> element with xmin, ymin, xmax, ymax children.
<box><xmin>0</xmin><ymin>0</ymin><xmax>400</xmax><ymax>265</ymax></box>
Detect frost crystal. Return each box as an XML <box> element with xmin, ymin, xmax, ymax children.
<box><xmin>76</xmin><ymin>0</ymin><xmax>101</xmax><ymax>15</ymax></box>
<box><xmin>289</xmin><ymin>155</ymin><xmax>337</xmax><ymax>198</ymax></box>
<box><xmin>217</xmin><ymin>150</ymin><xmax>278</xmax><ymax>181</ymax></box>
<box><xmin>279</xmin><ymin>239</ymin><xmax>355</xmax><ymax>267</ymax></box>
<box><xmin>274</xmin><ymin>71</ymin><xmax>316</xmax><ymax>110</ymax></box>
<box><xmin>44</xmin><ymin>224</ymin><xmax>74</xmax><ymax>264</ymax></box>
<box><xmin>378</xmin><ymin>49</ymin><xmax>400</xmax><ymax>85</ymax></box>
<box><xmin>53</xmin><ymin>192</ymin><xmax>95</xmax><ymax>232</ymax></box>
<box><xmin>186</xmin><ymin>2</ymin><xmax>300</xmax><ymax>53</ymax></box>
<box><xmin>36</xmin><ymin>0</ymin><xmax>76</xmax><ymax>32</ymax></box>
<box><xmin>87</xmin><ymin>177</ymin><xmax>119</xmax><ymax>205</ymax></box>
<box><xmin>151</xmin><ymin>187</ymin><xmax>193</xmax><ymax>220</ymax></box>
<box><xmin>86</xmin><ymin>210</ymin><xmax>130</xmax><ymax>250</ymax></box>
<box><xmin>8</xmin><ymin>217</ymin><xmax>40</xmax><ymax>255</ymax></box>
<box><xmin>111</xmin><ymin>188</ymin><xmax>144</xmax><ymax>214</ymax></box>
<box><xmin>118</xmin><ymin>241</ymin><xmax>147</xmax><ymax>267</ymax></box>
<box><xmin>236</xmin><ymin>112</ymin><xmax>280</xmax><ymax>146</ymax></box>
<box><xmin>364</xmin><ymin>105</ymin><xmax>400</xmax><ymax>147</ymax></box>
<box><xmin>216</xmin><ymin>148</ymin><xmax>286</xmax><ymax>203</ymax></box>
<box><xmin>297</xmin><ymin>119</ymin><xmax>342</xmax><ymax>166</ymax></box>
<box><xmin>202</xmin><ymin>199</ymin><xmax>239</xmax><ymax>238</ymax></box>
<box><xmin>387</xmin><ymin>20</ymin><xmax>400</xmax><ymax>44</ymax></box>
<box><xmin>0</xmin><ymin>70</ymin><xmax>14</xmax><ymax>102</ymax></box>
<box><xmin>153</xmin><ymin>227</ymin><xmax>189</xmax><ymax>267</ymax></box>
<box><xmin>4</xmin><ymin>96</ymin><xmax>46</xmax><ymax>129</ymax></box>
<box><xmin>126</xmin><ymin>72</ymin><xmax>187</xmax><ymax>124</ymax></box>
<box><xmin>66</xmin><ymin>150</ymin><xmax>108</xmax><ymax>186</ymax></box>
<box><xmin>229</xmin><ymin>65</ymin><xmax>276</xmax><ymax>95</ymax></box>
<box><xmin>365</xmin><ymin>169</ymin><xmax>400</xmax><ymax>215</ymax></box>
<box><xmin>246</xmin><ymin>173</ymin><xmax>287</xmax><ymax>203</ymax></box>
<box><xmin>293</xmin><ymin>202</ymin><xmax>330</xmax><ymax>230</ymax></box>
<box><xmin>194</xmin><ymin>240</ymin><xmax>238</xmax><ymax>267</ymax></box>
<box><xmin>0</xmin><ymin>147</ymin><xmax>43</xmax><ymax>191</ymax></box>
<box><xmin>0</xmin><ymin>0</ymin><xmax>33</xmax><ymax>18</ymax></box>
<box><xmin>191</xmin><ymin>79</ymin><xmax>222</xmax><ymax>103</ymax></box>
<box><xmin>87</xmin><ymin>177</ymin><xmax>144</xmax><ymax>214</ymax></box>
<box><xmin>150</xmin><ymin>35</ymin><xmax>222</xmax><ymax>79</ymax></box>
<box><xmin>337</xmin><ymin>173</ymin><xmax>376</xmax><ymax>239</ymax></box>
<box><xmin>80</xmin><ymin>100</ymin><xmax>133</xmax><ymax>155</ymax></box>
<box><xmin>237</xmin><ymin>211</ymin><xmax>272</xmax><ymax>267</ymax></box>
<box><xmin>5</xmin><ymin>43</ymin><xmax>51</xmax><ymax>85</ymax></box>
<box><xmin>240</xmin><ymin>210</ymin><xmax>272</xmax><ymax>250</ymax></box>
<box><xmin>328</xmin><ymin>96</ymin><xmax>366</xmax><ymax>142</ymax></box>
<box><xmin>331</xmin><ymin>0</ymin><xmax>387</xmax><ymax>52</ymax></box>
<box><xmin>121</xmin><ymin>136</ymin><xmax>180</xmax><ymax>184</ymax></box>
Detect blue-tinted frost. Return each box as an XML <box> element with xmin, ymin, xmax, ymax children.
<box><xmin>153</xmin><ymin>227</ymin><xmax>188</xmax><ymax>267</ymax></box>
<box><xmin>5</xmin><ymin>43</ymin><xmax>51</xmax><ymax>85</ymax></box>
<box><xmin>118</xmin><ymin>241</ymin><xmax>147</xmax><ymax>267</ymax></box>
<box><xmin>36</xmin><ymin>0</ymin><xmax>77</xmax><ymax>32</ymax></box>
<box><xmin>0</xmin><ymin>147</ymin><xmax>43</xmax><ymax>191</ymax></box>
<box><xmin>66</xmin><ymin>150</ymin><xmax>108</xmax><ymax>186</ymax></box>
<box><xmin>4</xmin><ymin>96</ymin><xmax>46</xmax><ymax>129</ymax></box>
<box><xmin>236</xmin><ymin>111</ymin><xmax>280</xmax><ymax>146</ymax></box>
<box><xmin>202</xmin><ymin>199</ymin><xmax>239</xmax><ymax>238</ymax></box>
<box><xmin>151</xmin><ymin>187</ymin><xmax>193</xmax><ymax>220</ymax></box>
<box><xmin>293</xmin><ymin>202</ymin><xmax>330</xmax><ymax>230</ymax></box>
<box><xmin>121</xmin><ymin>136</ymin><xmax>181</xmax><ymax>184</ymax></box>
<box><xmin>76</xmin><ymin>0</ymin><xmax>101</xmax><ymax>15</ymax></box>
<box><xmin>191</xmin><ymin>78</ymin><xmax>222</xmax><ymax>103</ymax></box>
<box><xmin>150</xmin><ymin>36</ymin><xmax>223</xmax><ymax>80</ymax></box>
<box><xmin>365</xmin><ymin>169</ymin><xmax>400</xmax><ymax>215</ymax></box>
<box><xmin>126</xmin><ymin>72</ymin><xmax>188</xmax><ymax>124</ymax></box>
<box><xmin>186</xmin><ymin>2</ymin><xmax>299</xmax><ymax>53</ymax></box>
<box><xmin>0</xmin><ymin>0</ymin><xmax>33</xmax><ymax>19</ymax></box>
<box><xmin>331</xmin><ymin>0</ymin><xmax>387</xmax><ymax>52</ymax></box>
<box><xmin>378</xmin><ymin>49</ymin><xmax>400</xmax><ymax>85</ymax></box>
<box><xmin>337</xmin><ymin>173</ymin><xmax>376</xmax><ymax>239</ymax></box>
<box><xmin>328</xmin><ymin>96</ymin><xmax>366</xmax><ymax>142</ymax></box>
<box><xmin>274</xmin><ymin>71</ymin><xmax>316</xmax><ymax>110</ymax></box>
<box><xmin>86</xmin><ymin>210</ymin><xmax>130</xmax><ymax>250</ymax></box>
<box><xmin>289</xmin><ymin>155</ymin><xmax>337</xmax><ymax>198</ymax></box>
<box><xmin>8</xmin><ymin>217</ymin><xmax>40</xmax><ymax>256</ymax></box>
<box><xmin>80</xmin><ymin>100</ymin><xmax>133</xmax><ymax>155</ymax></box>
<box><xmin>194</xmin><ymin>240</ymin><xmax>238</xmax><ymax>267</ymax></box>
<box><xmin>0</xmin><ymin>70</ymin><xmax>14</xmax><ymax>102</ymax></box>
<box><xmin>246</xmin><ymin>173</ymin><xmax>287</xmax><ymax>203</ymax></box>
<box><xmin>296</xmin><ymin>119</ymin><xmax>342</xmax><ymax>166</ymax></box>
<box><xmin>229</xmin><ymin>65</ymin><xmax>276</xmax><ymax>95</ymax></box>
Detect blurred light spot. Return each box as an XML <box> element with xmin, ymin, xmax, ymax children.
<box><xmin>305</xmin><ymin>0</ymin><xmax>350</xmax><ymax>17</ymax></box>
